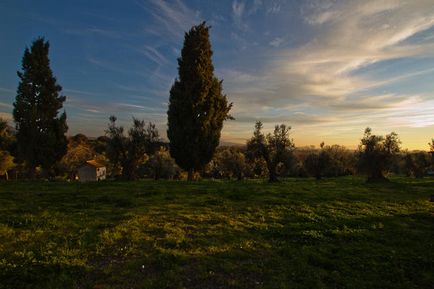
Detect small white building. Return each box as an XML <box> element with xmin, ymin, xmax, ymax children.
<box><xmin>77</xmin><ymin>160</ymin><xmax>106</xmax><ymax>182</ymax></box>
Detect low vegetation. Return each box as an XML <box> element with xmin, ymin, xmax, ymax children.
<box><xmin>1</xmin><ymin>177</ymin><xmax>433</xmax><ymax>289</ymax></box>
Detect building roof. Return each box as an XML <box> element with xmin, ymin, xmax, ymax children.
<box><xmin>79</xmin><ymin>160</ymin><xmax>105</xmax><ymax>169</ymax></box>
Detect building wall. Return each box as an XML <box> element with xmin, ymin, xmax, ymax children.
<box><xmin>96</xmin><ymin>167</ymin><xmax>106</xmax><ymax>181</ymax></box>
<box><xmin>78</xmin><ymin>165</ymin><xmax>96</xmax><ymax>182</ymax></box>
<box><xmin>78</xmin><ymin>165</ymin><xmax>107</xmax><ymax>182</ymax></box>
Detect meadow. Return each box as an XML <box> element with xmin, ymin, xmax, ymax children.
<box><xmin>0</xmin><ymin>177</ymin><xmax>433</xmax><ymax>289</ymax></box>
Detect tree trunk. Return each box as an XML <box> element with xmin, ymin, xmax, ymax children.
<box><xmin>267</xmin><ymin>160</ymin><xmax>278</xmax><ymax>182</ymax></box>
<box><xmin>268</xmin><ymin>173</ymin><xmax>278</xmax><ymax>182</ymax></box>
<box><xmin>367</xmin><ymin>170</ymin><xmax>388</xmax><ymax>182</ymax></box>
<box><xmin>27</xmin><ymin>166</ymin><xmax>36</xmax><ymax>179</ymax></box>
<box><xmin>268</xmin><ymin>166</ymin><xmax>278</xmax><ymax>182</ymax></box>
<box><xmin>315</xmin><ymin>169</ymin><xmax>322</xmax><ymax>180</ymax></box>
<box><xmin>187</xmin><ymin>169</ymin><xmax>194</xmax><ymax>181</ymax></box>
<box><xmin>41</xmin><ymin>167</ymin><xmax>51</xmax><ymax>180</ymax></box>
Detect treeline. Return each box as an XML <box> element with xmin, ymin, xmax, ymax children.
<box><xmin>1</xmin><ymin>116</ymin><xmax>433</xmax><ymax>181</ymax></box>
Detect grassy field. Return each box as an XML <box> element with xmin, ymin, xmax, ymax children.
<box><xmin>0</xmin><ymin>177</ymin><xmax>433</xmax><ymax>289</ymax></box>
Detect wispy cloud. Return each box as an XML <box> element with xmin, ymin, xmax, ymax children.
<box><xmin>266</xmin><ymin>1</ymin><xmax>281</xmax><ymax>14</ymax></box>
<box><xmin>87</xmin><ymin>56</ymin><xmax>152</xmax><ymax>79</ymax></box>
<box><xmin>248</xmin><ymin>0</ymin><xmax>263</xmax><ymax>15</ymax></box>
<box><xmin>217</xmin><ymin>0</ymin><xmax>434</xmax><ymax>148</ymax></box>
<box><xmin>0</xmin><ymin>87</ymin><xmax>15</xmax><ymax>94</ymax></box>
<box><xmin>139</xmin><ymin>45</ymin><xmax>169</xmax><ymax>65</ymax></box>
<box><xmin>269</xmin><ymin>37</ymin><xmax>284</xmax><ymax>47</ymax></box>
<box><xmin>232</xmin><ymin>0</ymin><xmax>263</xmax><ymax>30</ymax></box>
<box><xmin>138</xmin><ymin>0</ymin><xmax>201</xmax><ymax>42</ymax></box>
<box><xmin>228</xmin><ymin>0</ymin><xmax>434</xmax><ymax>119</ymax></box>
<box><xmin>0</xmin><ymin>102</ymin><xmax>13</xmax><ymax>109</ymax></box>
<box><xmin>64</xmin><ymin>88</ymin><xmax>101</xmax><ymax>97</ymax></box>
<box><xmin>63</xmin><ymin>27</ymin><xmax>122</xmax><ymax>39</ymax></box>
<box><xmin>232</xmin><ymin>0</ymin><xmax>246</xmax><ymax>30</ymax></box>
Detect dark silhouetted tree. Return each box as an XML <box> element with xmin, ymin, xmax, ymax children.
<box><xmin>60</xmin><ymin>134</ymin><xmax>96</xmax><ymax>180</ymax></box>
<box><xmin>13</xmin><ymin>37</ymin><xmax>67</xmax><ymax>178</ymax></box>
<box><xmin>404</xmin><ymin>152</ymin><xmax>431</xmax><ymax>178</ymax></box>
<box><xmin>304</xmin><ymin>142</ymin><xmax>331</xmax><ymax>180</ymax></box>
<box><xmin>106</xmin><ymin>116</ymin><xmax>160</xmax><ymax>180</ymax></box>
<box><xmin>357</xmin><ymin>127</ymin><xmax>400</xmax><ymax>182</ymax></box>
<box><xmin>247</xmin><ymin>121</ymin><xmax>295</xmax><ymax>182</ymax></box>
<box><xmin>105</xmin><ymin>116</ymin><xmax>127</xmax><ymax>177</ymax></box>
<box><xmin>92</xmin><ymin>136</ymin><xmax>110</xmax><ymax>155</ymax></box>
<box><xmin>70</xmin><ymin>133</ymin><xmax>89</xmax><ymax>144</ymax></box>
<box><xmin>124</xmin><ymin>118</ymin><xmax>153</xmax><ymax>180</ymax></box>
<box><xmin>167</xmin><ymin>22</ymin><xmax>232</xmax><ymax>181</ymax></box>
<box><xmin>304</xmin><ymin>142</ymin><xmax>330</xmax><ymax>180</ymax></box>
<box><xmin>303</xmin><ymin>143</ymin><xmax>354</xmax><ymax>179</ymax></box>
<box><xmin>429</xmin><ymin>139</ymin><xmax>434</xmax><ymax>168</ymax></box>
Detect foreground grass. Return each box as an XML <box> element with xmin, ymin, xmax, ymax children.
<box><xmin>0</xmin><ymin>177</ymin><xmax>433</xmax><ymax>289</ymax></box>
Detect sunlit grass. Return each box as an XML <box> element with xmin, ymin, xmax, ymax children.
<box><xmin>0</xmin><ymin>177</ymin><xmax>433</xmax><ymax>289</ymax></box>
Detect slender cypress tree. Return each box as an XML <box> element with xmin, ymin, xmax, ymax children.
<box><xmin>168</xmin><ymin>22</ymin><xmax>232</xmax><ymax>180</ymax></box>
<box><xmin>13</xmin><ymin>37</ymin><xmax>68</xmax><ymax>177</ymax></box>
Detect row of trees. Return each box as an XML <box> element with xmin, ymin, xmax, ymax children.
<box><xmin>2</xmin><ymin>23</ymin><xmax>233</xmax><ymax>181</ymax></box>
<box><xmin>2</xmin><ymin>114</ymin><xmax>433</xmax><ymax>181</ymax></box>
<box><xmin>1</xmin><ymin>23</ymin><xmax>433</xmax><ymax>182</ymax></box>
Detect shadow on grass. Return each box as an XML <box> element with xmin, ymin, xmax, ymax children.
<box><xmin>1</xmin><ymin>263</ymin><xmax>87</xmax><ymax>289</ymax></box>
<box><xmin>1</xmin><ymin>177</ymin><xmax>433</xmax><ymax>289</ymax></box>
<box><xmin>71</xmin><ymin>210</ymin><xmax>434</xmax><ymax>289</ymax></box>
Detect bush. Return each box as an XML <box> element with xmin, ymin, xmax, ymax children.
<box><xmin>300</xmin><ymin>144</ymin><xmax>355</xmax><ymax>179</ymax></box>
<box><xmin>143</xmin><ymin>147</ymin><xmax>180</xmax><ymax>180</ymax></box>
<box><xmin>404</xmin><ymin>152</ymin><xmax>431</xmax><ymax>178</ymax></box>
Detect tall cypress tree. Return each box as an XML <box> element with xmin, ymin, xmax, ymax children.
<box><xmin>13</xmin><ymin>37</ymin><xmax>68</xmax><ymax>177</ymax></box>
<box><xmin>168</xmin><ymin>22</ymin><xmax>232</xmax><ymax>180</ymax></box>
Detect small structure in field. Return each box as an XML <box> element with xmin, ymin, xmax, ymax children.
<box><xmin>77</xmin><ymin>160</ymin><xmax>106</xmax><ymax>182</ymax></box>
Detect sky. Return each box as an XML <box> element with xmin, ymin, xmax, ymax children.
<box><xmin>1</xmin><ymin>0</ymin><xmax>433</xmax><ymax>150</ymax></box>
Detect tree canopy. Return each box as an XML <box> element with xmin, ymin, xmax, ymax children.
<box><xmin>13</xmin><ymin>37</ymin><xmax>67</xmax><ymax>177</ymax></box>
<box><xmin>106</xmin><ymin>116</ymin><xmax>160</xmax><ymax>180</ymax></box>
<box><xmin>357</xmin><ymin>127</ymin><xmax>401</xmax><ymax>182</ymax></box>
<box><xmin>167</xmin><ymin>22</ymin><xmax>232</xmax><ymax>180</ymax></box>
<box><xmin>247</xmin><ymin>121</ymin><xmax>295</xmax><ymax>182</ymax></box>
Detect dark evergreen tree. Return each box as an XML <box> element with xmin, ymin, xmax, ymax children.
<box><xmin>13</xmin><ymin>37</ymin><xmax>67</xmax><ymax>178</ymax></box>
<box><xmin>167</xmin><ymin>22</ymin><xmax>232</xmax><ymax>181</ymax></box>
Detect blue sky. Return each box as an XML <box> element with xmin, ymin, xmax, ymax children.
<box><xmin>1</xmin><ymin>0</ymin><xmax>433</xmax><ymax>149</ymax></box>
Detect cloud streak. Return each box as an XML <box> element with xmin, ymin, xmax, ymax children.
<box><xmin>138</xmin><ymin>0</ymin><xmax>201</xmax><ymax>42</ymax></box>
<box><xmin>225</xmin><ymin>0</ymin><xmax>434</xmax><ymax>127</ymax></box>
<box><xmin>210</xmin><ymin>0</ymin><xmax>434</xmax><ymax>149</ymax></box>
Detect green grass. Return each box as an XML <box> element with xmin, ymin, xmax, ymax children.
<box><xmin>0</xmin><ymin>177</ymin><xmax>433</xmax><ymax>289</ymax></box>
